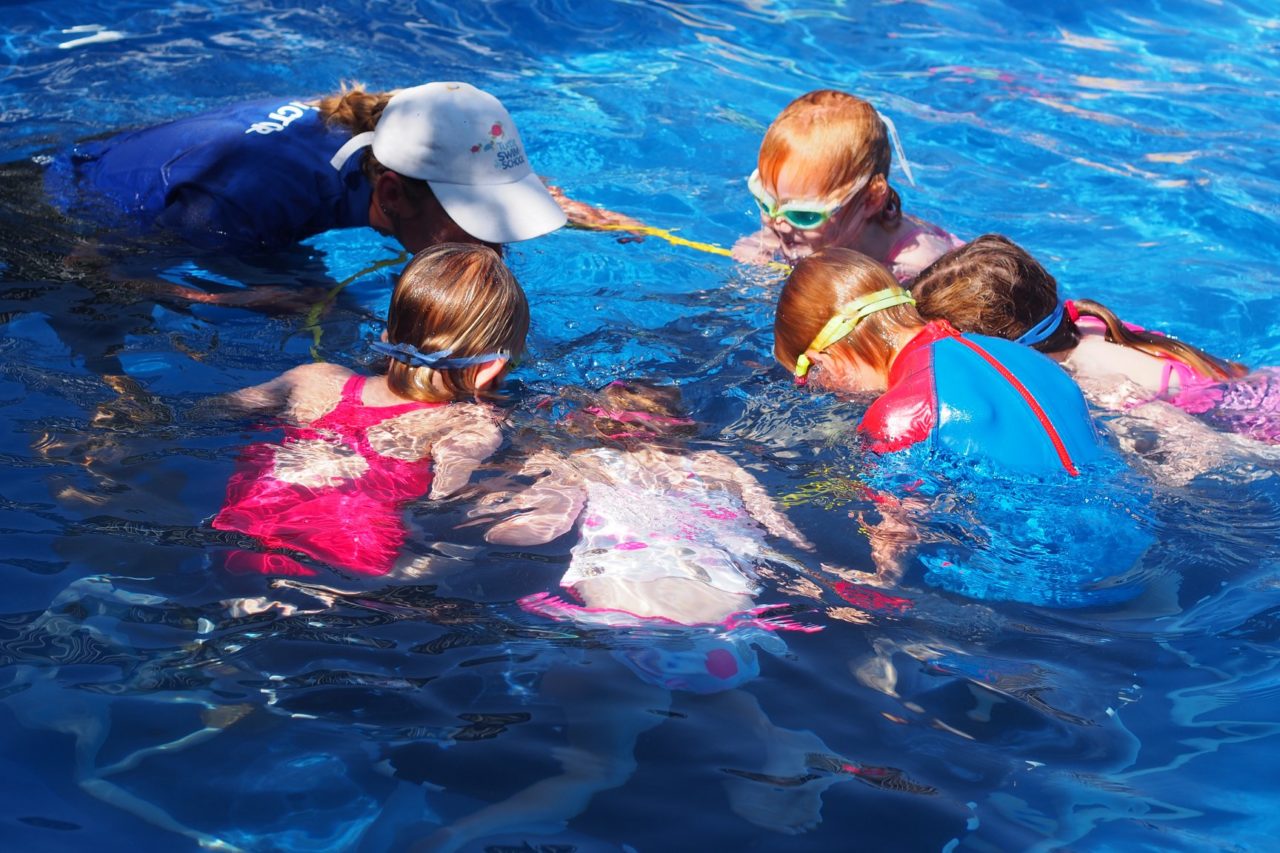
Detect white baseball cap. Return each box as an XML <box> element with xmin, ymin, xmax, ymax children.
<box><xmin>329</xmin><ymin>82</ymin><xmax>567</xmax><ymax>244</ymax></box>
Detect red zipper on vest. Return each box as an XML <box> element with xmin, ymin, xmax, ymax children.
<box><xmin>951</xmin><ymin>336</ymin><xmax>1079</xmax><ymax>477</ymax></box>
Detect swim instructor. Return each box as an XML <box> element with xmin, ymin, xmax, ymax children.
<box><xmin>44</xmin><ymin>81</ymin><xmax>573</xmax><ymax>254</ymax></box>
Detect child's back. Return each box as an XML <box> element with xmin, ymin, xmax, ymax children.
<box><xmin>212</xmin><ymin>243</ymin><xmax>527</xmax><ymax>577</ymax></box>
<box><xmin>214</xmin><ymin>365</ymin><xmax>500</xmax><ymax>576</ymax></box>
<box><xmin>484</xmin><ymin>381</ymin><xmax>810</xmax><ymax>626</ymax></box>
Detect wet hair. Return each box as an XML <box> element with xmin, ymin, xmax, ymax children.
<box><xmin>913</xmin><ymin>234</ymin><xmax>1247</xmax><ymax>382</ymax></box>
<box><xmin>317</xmin><ymin>82</ymin><xmax>434</xmax><ymax>207</ymax></box>
<box><xmin>561</xmin><ymin>379</ymin><xmax>698</xmax><ymax>446</ymax></box>
<box><xmin>384</xmin><ymin>243</ymin><xmax>529</xmax><ymax>402</ymax></box>
<box><xmin>774</xmin><ymin>247</ymin><xmax>922</xmax><ymax>376</ymax></box>
<box><xmin>758</xmin><ymin>90</ymin><xmax>901</xmax><ymax>228</ymax></box>
<box><xmin>912</xmin><ymin>235</ymin><xmax>1078</xmax><ymax>351</ymax></box>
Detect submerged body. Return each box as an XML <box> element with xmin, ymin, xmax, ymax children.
<box><xmin>45</xmin><ymin>97</ymin><xmax>370</xmax><ymax>252</ymax></box>
<box><xmin>854</xmin><ymin>322</ymin><xmax>1147</xmax><ymax>608</ymax></box>
<box><xmin>214</xmin><ymin>374</ymin><xmax>445</xmax><ymax>576</ymax></box>
<box><xmin>489</xmin><ymin>443</ymin><xmax>810</xmax><ymax>631</ymax></box>
<box><xmin>212</xmin><ymin>368</ymin><xmax>501</xmax><ymax>577</ymax></box>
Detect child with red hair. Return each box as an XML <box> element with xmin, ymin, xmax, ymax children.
<box><xmin>734</xmin><ymin>90</ymin><xmax>962</xmax><ymax>282</ymax></box>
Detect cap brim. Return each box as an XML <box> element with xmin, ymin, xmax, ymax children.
<box><xmin>430</xmin><ymin>172</ymin><xmax>567</xmax><ymax>244</ymax></box>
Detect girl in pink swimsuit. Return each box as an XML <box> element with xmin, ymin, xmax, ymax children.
<box><xmin>911</xmin><ymin>235</ymin><xmax>1280</xmax><ymax>446</ymax></box>
<box><xmin>211</xmin><ymin>243</ymin><xmax>529</xmax><ymax>577</ymax></box>
<box><xmin>733</xmin><ymin>89</ymin><xmax>963</xmax><ymax>283</ymax></box>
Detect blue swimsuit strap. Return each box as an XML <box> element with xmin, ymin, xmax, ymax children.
<box><xmin>371</xmin><ymin>341</ymin><xmax>508</xmax><ymax>370</ymax></box>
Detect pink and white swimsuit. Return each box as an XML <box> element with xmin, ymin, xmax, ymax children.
<box><xmin>1164</xmin><ymin>367</ymin><xmax>1280</xmax><ymax>445</ymax></box>
<box><xmin>887</xmin><ymin>220</ymin><xmax>965</xmax><ymax>283</ymax></box>
<box><xmin>1075</xmin><ymin>316</ymin><xmax>1280</xmax><ymax>444</ymax></box>
<box><xmin>558</xmin><ymin>448</ymin><xmax>764</xmax><ymax>600</ymax></box>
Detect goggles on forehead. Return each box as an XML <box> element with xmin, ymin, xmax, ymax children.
<box><xmin>747</xmin><ymin>170</ymin><xmax>869</xmax><ymax>231</ymax></box>
<box><xmin>793</xmin><ymin>287</ymin><xmax>916</xmax><ymax>385</ymax></box>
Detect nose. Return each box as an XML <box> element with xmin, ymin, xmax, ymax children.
<box><xmin>767</xmin><ymin>213</ymin><xmax>793</xmax><ymax>233</ymax></box>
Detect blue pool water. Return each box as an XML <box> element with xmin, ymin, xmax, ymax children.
<box><xmin>3</xmin><ymin>1</ymin><xmax>1280</xmax><ymax>850</ymax></box>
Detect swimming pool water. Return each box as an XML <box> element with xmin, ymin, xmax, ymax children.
<box><xmin>3</xmin><ymin>1</ymin><xmax>1280</xmax><ymax>850</ymax></box>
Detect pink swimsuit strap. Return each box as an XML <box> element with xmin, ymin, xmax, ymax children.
<box><xmin>1157</xmin><ymin>359</ymin><xmax>1199</xmax><ymax>397</ymax></box>
<box><xmin>886</xmin><ymin>222</ymin><xmax>964</xmax><ymax>263</ymax></box>
<box><xmin>300</xmin><ymin>375</ymin><xmax>443</xmax><ymax>455</ymax></box>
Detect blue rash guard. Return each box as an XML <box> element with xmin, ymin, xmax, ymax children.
<box><xmin>859</xmin><ymin>319</ymin><xmax>1103</xmax><ymax>477</ymax></box>
<box><xmin>44</xmin><ymin>97</ymin><xmax>371</xmax><ymax>252</ymax></box>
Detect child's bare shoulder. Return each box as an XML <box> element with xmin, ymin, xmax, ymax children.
<box><xmin>282</xmin><ymin>363</ymin><xmax>355</xmax><ymax>421</ymax></box>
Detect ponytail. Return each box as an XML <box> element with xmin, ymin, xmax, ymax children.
<box><xmin>317</xmin><ymin>82</ymin><xmax>432</xmax><ymax>201</ymax></box>
<box><xmin>316</xmin><ymin>82</ymin><xmax>394</xmax><ymax>134</ymax></box>
<box><xmin>1069</xmin><ymin>299</ymin><xmax>1247</xmax><ymax>382</ymax></box>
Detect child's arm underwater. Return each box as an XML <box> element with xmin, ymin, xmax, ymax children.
<box><xmin>363</xmin><ymin>402</ymin><xmax>506</xmax><ymax>499</ymax></box>
<box><xmin>468</xmin><ymin>450</ymin><xmax>587</xmax><ymax>547</ymax></box>
<box><xmin>693</xmin><ymin>450</ymin><xmax>813</xmax><ymax>551</ymax></box>
<box><xmin>423</xmin><ymin>407</ymin><xmax>505</xmax><ymax>500</ymax></box>
<box><xmin>188</xmin><ymin>362</ymin><xmax>352</xmax><ymax>421</ymax></box>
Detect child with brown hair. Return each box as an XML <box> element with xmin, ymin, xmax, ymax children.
<box><xmin>210</xmin><ymin>243</ymin><xmax>526</xmax><ymax>578</ymax></box>
<box><xmin>734</xmin><ymin>90</ymin><xmax>962</xmax><ymax>282</ymax></box>
<box><xmin>911</xmin><ymin>235</ymin><xmax>1280</xmax><ymax>450</ymax></box>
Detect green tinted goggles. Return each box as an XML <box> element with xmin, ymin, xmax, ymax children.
<box><xmin>747</xmin><ymin>169</ymin><xmax>867</xmax><ymax>230</ymax></box>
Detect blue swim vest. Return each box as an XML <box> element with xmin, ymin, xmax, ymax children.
<box><xmin>854</xmin><ymin>320</ymin><xmax>1153</xmax><ymax>607</ymax></box>
<box><xmin>44</xmin><ymin>97</ymin><xmax>371</xmax><ymax>252</ymax></box>
<box><xmin>859</xmin><ymin>320</ymin><xmax>1103</xmax><ymax>477</ymax></box>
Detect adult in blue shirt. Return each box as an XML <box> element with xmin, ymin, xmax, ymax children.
<box><xmin>45</xmin><ymin>81</ymin><xmax>577</xmax><ymax>255</ymax></box>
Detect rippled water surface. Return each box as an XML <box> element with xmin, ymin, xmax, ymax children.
<box><xmin>3</xmin><ymin>1</ymin><xmax>1280</xmax><ymax>851</ymax></box>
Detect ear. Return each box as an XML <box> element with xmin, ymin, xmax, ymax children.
<box><xmin>862</xmin><ymin>175</ymin><xmax>889</xmax><ymax>215</ymax></box>
<box><xmin>808</xmin><ymin>349</ymin><xmax>838</xmax><ymax>374</ymax></box>
<box><xmin>373</xmin><ymin>171</ymin><xmax>405</xmax><ymax>215</ymax></box>
<box><xmin>472</xmin><ymin>357</ymin><xmax>510</xmax><ymax>392</ymax></box>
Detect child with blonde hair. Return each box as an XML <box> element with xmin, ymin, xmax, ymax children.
<box><xmin>734</xmin><ymin>90</ymin><xmax>962</xmax><ymax>282</ymax></box>
<box><xmin>210</xmin><ymin>243</ymin><xmax>527</xmax><ymax>577</ymax></box>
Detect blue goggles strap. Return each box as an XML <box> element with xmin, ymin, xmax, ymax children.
<box><xmin>371</xmin><ymin>340</ymin><xmax>508</xmax><ymax>369</ymax></box>
<box><xmin>1015</xmin><ymin>301</ymin><xmax>1066</xmax><ymax>346</ymax></box>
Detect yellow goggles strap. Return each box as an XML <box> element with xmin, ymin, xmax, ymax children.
<box><xmin>794</xmin><ymin>287</ymin><xmax>916</xmax><ymax>383</ymax></box>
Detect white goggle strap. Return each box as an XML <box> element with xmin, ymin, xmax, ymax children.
<box><xmin>877</xmin><ymin>111</ymin><xmax>916</xmax><ymax>188</ymax></box>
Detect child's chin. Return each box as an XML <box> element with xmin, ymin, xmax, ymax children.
<box><xmin>779</xmin><ymin>243</ymin><xmax>816</xmax><ymax>262</ymax></box>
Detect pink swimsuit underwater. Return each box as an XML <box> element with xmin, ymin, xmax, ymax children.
<box><xmin>213</xmin><ymin>375</ymin><xmax>442</xmax><ymax>576</ymax></box>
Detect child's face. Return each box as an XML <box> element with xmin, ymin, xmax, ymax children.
<box><xmin>758</xmin><ymin>163</ymin><xmax>872</xmax><ymax>261</ymax></box>
<box><xmin>805</xmin><ymin>347</ymin><xmax>887</xmax><ymax>395</ymax></box>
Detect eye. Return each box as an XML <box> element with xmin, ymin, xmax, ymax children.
<box><xmin>785</xmin><ymin>210</ymin><xmax>826</xmax><ymax>229</ymax></box>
